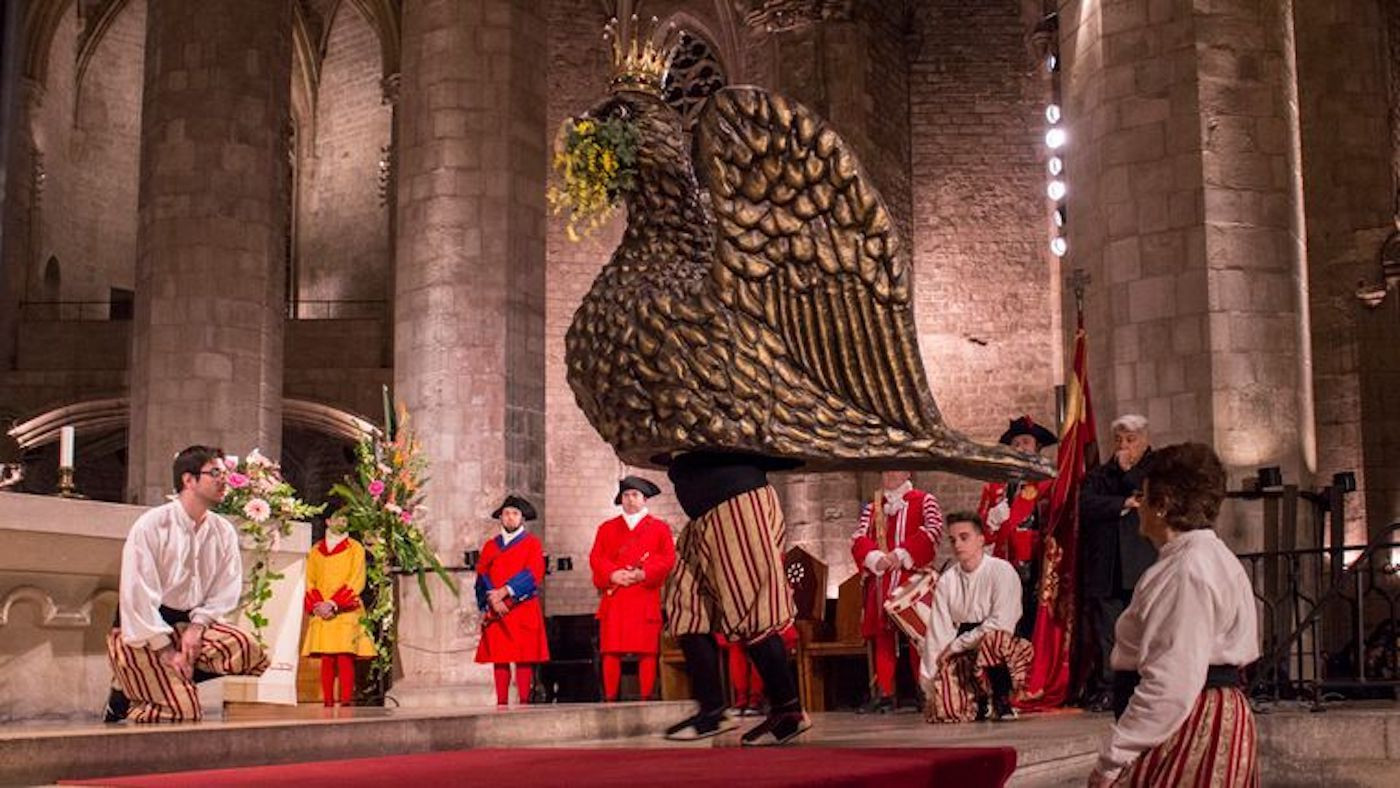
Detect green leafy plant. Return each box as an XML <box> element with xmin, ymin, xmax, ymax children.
<box><xmin>328</xmin><ymin>401</ymin><xmax>457</xmax><ymax>693</ymax></box>
<box><xmin>547</xmin><ymin>115</ymin><xmax>641</xmax><ymax>240</ymax></box>
<box><xmin>213</xmin><ymin>449</ymin><xmax>325</xmax><ymax>646</ymax></box>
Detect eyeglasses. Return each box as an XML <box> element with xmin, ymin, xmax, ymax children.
<box><xmin>198</xmin><ymin>467</ymin><xmax>227</xmax><ymax>479</ymax></box>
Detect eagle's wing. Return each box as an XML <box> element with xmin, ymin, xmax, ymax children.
<box><xmin>694</xmin><ymin>86</ymin><xmax>939</xmax><ymax>436</ymax></box>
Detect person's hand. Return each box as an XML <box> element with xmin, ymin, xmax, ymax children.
<box><xmin>610</xmin><ymin>569</ymin><xmax>633</xmax><ymax>587</ymax></box>
<box><xmin>1115</xmin><ymin>449</ymin><xmax>1136</xmax><ymax>471</ymax></box>
<box><xmin>160</xmin><ymin>644</ymin><xmax>193</xmax><ymax>681</ymax></box>
<box><xmin>1123</xmin><ymin>494</ymin><xmax>1141</xmax><ymax>510</ymax></box>
<box><xmin>627</xmin><ymin>568</ymin><xmax>646</xmax><ymax>585</ymax></box>
<box><xmin>179</xmin><ymin>623</ymin><xmax>205</xmax><ymax>665</ymax></box>
<box><xmin>986</xmin><ymin>501</ymin><xmax>1011</xmax><ymax>532</ymax></box>
<box><xmin>875</xmin><ymin>553</ymin><xmax>897</xmax><ymax>573</ymax></box>
<box><xmin>312</xmin><ymin>601</ymin><xmax>336</xmax><ymax>620</ymax></box>
<box><xmin>490</xmin><ymin>595</ymin><xmax>511</xmax><ymax>617</ymax></box>
<box><xmin>1087</xmin><ymin>768</ymin><xmax>1113</xmax><ymax>788</ymax></box>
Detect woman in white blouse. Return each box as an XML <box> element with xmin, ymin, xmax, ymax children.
<box><xmin>1089</xmin><ymin>443</ymin><xmax>1259</xmax><ymax>787</ymax></box>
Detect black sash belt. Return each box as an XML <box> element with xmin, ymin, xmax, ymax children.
<box><xmin>112</xmin><ymin>605</ymin><xmax>193</xmax><ymax>628</ymax></box>
<box><xmin>956</xmin><ymin>621</ymin><xmax>983</xmax><ymax>636</ymax></box>
<box><xmin>1112</xmin><ymin>665</ymin><xmax>1243</xmax><ymax>719</ymax></box>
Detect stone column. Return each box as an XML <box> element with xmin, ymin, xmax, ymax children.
<box><xmin>126</xmin><ymin>0</ymin><xmax>291</xmax><ymax>503</ymax></box>
<box><xmin>1295</xmin><ymin>0</ymin><xmax>1400</xmax><ymax>540</ymax></box>
<box><xmin>1060</xmin><ymin>0</ymin><xmax>1309</xmax><ymax>548</ymax></box>
<box><xmin>0</xmin><ymin>74</ymin><xmax>41</xmax><ymax>374</ymax></box>
<box><xmin>390</xmin><ymin>0</ymin><xmax>547</xmax><ymax>706</ymax></box>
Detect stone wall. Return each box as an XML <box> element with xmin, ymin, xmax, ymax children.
<box><xmin>909</xmin><ymin>0</ymin><xmax>1058</xmax><ymax>513</ymax></box>
<box><xmin>295</xmin><ymin>5</ymin><xmax>392</xmax><ymax>306</ymax></box>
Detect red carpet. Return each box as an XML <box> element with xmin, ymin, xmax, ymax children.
<box><xmin>66</xmin><ymin>746</ymin><xmax>1016</xmax><ymax>787</ymax></box>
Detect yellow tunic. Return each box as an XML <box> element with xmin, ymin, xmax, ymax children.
<box><xmin>301</xmin><ymin>537</ymin><xmax>377</xmax><ymax>658</ymax></box>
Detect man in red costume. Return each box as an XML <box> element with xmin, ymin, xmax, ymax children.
<box><xmin>589</xmin><ymin>475</ymin><xmax>676</xmax><ymax>701</ymax></box>
<box><xmin>475</xmin><ymin>495</ymin><xmax>550</xmax><ymax>706</ymax></box>
<box><xmin>851</xmin><ymin>470</ymin><xmax>943</xmax><ymax>713</ymax></box>
<box><xmin>977</xmin><ymin>416</ymin><xmax>1057</xmax><ymax>638</ymax></box>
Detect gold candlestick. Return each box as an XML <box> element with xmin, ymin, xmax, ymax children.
<box><xmin>57</xmin><ymin>466</ymin><xmax>84</xmax><ymax>498</ymax></box>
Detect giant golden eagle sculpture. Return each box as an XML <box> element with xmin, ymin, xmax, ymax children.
<box><xmin>562</xmin><ymin>9</ymin><xmax>1052</xmax><ymax>482</ymax></box>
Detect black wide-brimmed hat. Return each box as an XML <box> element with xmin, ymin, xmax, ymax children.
<box><xmin>614</xmin><ymin>475</ymin><xmax>662</xmax><ymax>505</ymax></box>
<box><xmin>998</xmin><ymin>416</ymin><xmax>1058</xmax><ymax>449</ymax></box>
<box><xmin>491</xmin><ymin>494</ymin><xmax>538</xmax><ymax>521</ymax></box>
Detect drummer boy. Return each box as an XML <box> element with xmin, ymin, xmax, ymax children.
<box><xmin>850</xmin><ymin>471</ymin><xmax>943</xmax><ymax>714</ymax></box>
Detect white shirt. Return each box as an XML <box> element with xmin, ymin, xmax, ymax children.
<box><xmin>118</xmin><ymin>500</ymin><xmax>243</xmax><ymax>650</ymax></box>
<box><xmin>1098</xmin><ymin>529</ymin><xmax>1260</xmax><ymax>778</ymax></box>
<box><xmin>622</xmin><ymin>508</ymin><xmax>648</xmax><ymax>530</ymax></box>
<box><xmin>920</xmin><ymin>555</ymin><xmax>1022</xmax><ymax>680</ymax></box>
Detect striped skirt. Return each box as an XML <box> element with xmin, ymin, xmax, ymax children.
<box><xmin>107</xmin><ymin>621</ymin><xmax>269</xmax><ymax>723</ymax></box>
<box><xmin>924</xmin><ymin>629</ymin><xmax>1034</xmax><ymax>723</ymax></box>
<box><xmin>663</xmin><ymin>484</ymin><xmax>796</xmax><ymax>644</ymax></box>
<box><xmin>1114</xmin><ymin>687</ymin><xmax>1259</xmax><ymax>788</ymax></box>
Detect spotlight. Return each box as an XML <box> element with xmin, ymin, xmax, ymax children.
<box><xmin>1050</xmin><ymin>237</ymin><xmax>1068</xmax><ymax>257</ymax></box>
<box><xmin>1046</xmin><ymin>54</ymin><xmax>1058</xmax><ymax>73</ymax></box>
<box><xmin>1048</xmin><ymin>156</ymin><xmax>1063</xmax><ymax>176</ymax></box>
<box><xmin>1053</xmin><ymin>207</ymin><xmax>1067</xmax><ymax>227</ymax></box>
<box><xmin>1046</xmin><ymin>104</ymin><xmax>1062</xmax><ymax>124</ymax></box>
<box><xmin>1047</xmin><ymin>180</ymin><xmax>1066</xmax><ymax>200</ymax></box>
<box><xmin>463</xmin><ymin>549</ymin><xmax>481</xmax><ymax>570</ymax></box>
<box><xmin>1045</xmin><ymin>128</ymin><xmax>1067</xmax><ymax>149</ymax></box>
<box><xmin>1332</xmin><ymin>471</ymin><xmax>1356</xmax><ymax>493</ymax></box>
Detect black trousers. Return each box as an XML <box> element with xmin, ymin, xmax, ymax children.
<box><xmin>1085</xmin><ymin>591</ymin><xmax>1132</xmax><ymax>690</ymax></box>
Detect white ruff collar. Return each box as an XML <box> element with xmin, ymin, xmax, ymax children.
<box><xmin>882</xmin><ymin>481</ymin><xmax>914</xmax><ymax>516</ymax></box>
<box><xmin>623</xmin><ymin>508</ymin><xmax>648</xmax><ymax>529</ymax></box>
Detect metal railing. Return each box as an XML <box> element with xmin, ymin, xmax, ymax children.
<box><xmin>19</xmin><ymin>300</ymin><xmax>131</xmax><ymax>321</ymax></box>
<box><xmin>286</xmin><ymin>300</ymin><xmax>386</xmax><ymax>320</ymax></box>
<box><xmin>1239</xmin><ymin>519</ymin><xmax>1400</xmax><ymax>706</ymax></box>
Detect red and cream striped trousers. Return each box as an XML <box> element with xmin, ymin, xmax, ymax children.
<box><xmin>923</xmin><ymin>629</ymin><xmax>1034</xmax><ymax>723</ymax></box>
<box><xmin>106</xmin><ymin>622</ymin><xmax>269</xmax><ymax>723</ymax></box>
<box><xmin>664</xmin><ymin>485</ymin><xmax>796</xmax><ymax>644</ymax></box>
<box><xmin>1114</xmin><ymin>686</ymin><xmax>1259</xmax><ymax>788</ymax></box>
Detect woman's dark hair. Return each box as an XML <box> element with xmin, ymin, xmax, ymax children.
<box><xmin>1140</xmin><ymin>442</ymin><xmax>1226</xmax><ymax>532</ymax></box>
<box><xmin>171</xmin><ymin>444</ymin><xmax>224</xmax><ymax>493</ymax></box>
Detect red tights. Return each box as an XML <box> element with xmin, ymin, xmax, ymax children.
<box><xmin>493</xmin><ymin>663</ymin><xmax>534</xmax><ymax>705</ymax></box>
<box><xmin>319</xmin><ymin>654</ymin><xmax>356</xmax><ymax>706</ymax></box>
<box><xmin>601</xmin><ymin>654</ymin><xmax>658</xmax><ymax>701</ymax></box>
<box><xmin>873</xmin><ymin>627</ymin><xmax>921</xmax><ymax>697</ymax></box>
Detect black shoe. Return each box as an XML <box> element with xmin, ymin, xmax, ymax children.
<box><xmin>102</xmin><ymin>687</ymin><xmax>130</xmax><ymax>723</ymax></box>
<box><xmin>740</xmin><ymin>708</ymin><xmax>811</xmax><ymax>746</ymax></box>
<box><xmin>663</xmin><ymin>708</ymin><xmax>736</xmax><ymax>741</ymax></box>
<box><xmin>974</xmin><ymin>697</ymin><xmax>991</xmax><ymax>722</ymax></box>
<box><xmin>1086</xmin><ymin>691</ymin><xmax>1114</xmax><ymax>714</ymax></box>
<box><xmin>992</xmin><ymin>693</ymin><xmax>1018</xmax><ymax>721</ymax></box>
<box><xmin>855</xmin><ymin>695</ymin><xmax>894</xmax><ymax>715</ymax></box>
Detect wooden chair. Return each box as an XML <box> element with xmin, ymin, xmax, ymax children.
<box><xmin>794</xmin><ymin>572</ymin><xmax>870</xmax><ymax>711</ymax></box>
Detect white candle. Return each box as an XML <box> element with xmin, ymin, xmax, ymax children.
<box><xmin>59</xmin><ymin>426</ymin><xmax>75</xmax><ymax>468</ymax></box>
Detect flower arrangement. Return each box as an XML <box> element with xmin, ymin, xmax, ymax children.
<box><xmin>328</xmin><ymin>400</ymin><xmax>456</xmax><ymax>693</ymax></box>
<box><xmin>213</xmin><ymin>449</ymin><xmax>325</xmax><ymax>646</ymax></box>
<box><xmin>547</xmin><ymin>115</ymin><xmax>641</xmax><ymax>241</ymax></box>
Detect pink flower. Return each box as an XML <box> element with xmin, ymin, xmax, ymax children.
<box><xmin>400</xmin><ymin>510</ymin><xmax>413</xmax><ymax>524</ymax></box>
<box><xmin>243</xmin><ymin>498</ymin><xmax>271</xmax><ymax>523</ymax></box>
<box><xmin>368</xmin><ymin>479</ymin><xmax>386</xmax><ymax>498</ymax></box>
<box><xmin>227</xmin><ymin>472</ymin><xmax>250</xmax><ymax>489</ymax></box>
<box><xmin>224</xmin><ymin>457</ymin><xmax>238</xmax><ymax>470</ymax></box>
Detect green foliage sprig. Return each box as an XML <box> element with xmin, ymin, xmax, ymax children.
<box><xmin>547</xmin><ymin>115</ymin><xmax>641</xmax><ymax>240</ymax></box>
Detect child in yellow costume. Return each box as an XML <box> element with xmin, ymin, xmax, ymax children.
<box><xmin>302</xmin><ymin>517</ymin><xmax>376</xmax><ymax>706</ymax></box>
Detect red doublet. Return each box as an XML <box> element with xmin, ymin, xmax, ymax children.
<box><xmin>977</xmin><ymin>480</ymin><xmax>1053</xmax><ymax>565</ymax></box>
<box><xmin>474</xmin><ymin>532</ymin><xmax>549</xmax><ymax>664</ymax></box>
<box><xmin>589</xmin><ymin>514</ymin><xmax>676</xmax><ymax>654</ymax></box>
<box><xmin>851</xmin><ymin>488</ymin><xmax>942</xmax><ymax>639</ymax></box>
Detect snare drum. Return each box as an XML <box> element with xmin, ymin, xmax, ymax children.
<box><xmin>883</xmin><ymin>569</ymin><xmax>939</xmax><ymax>655</ymax></box>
